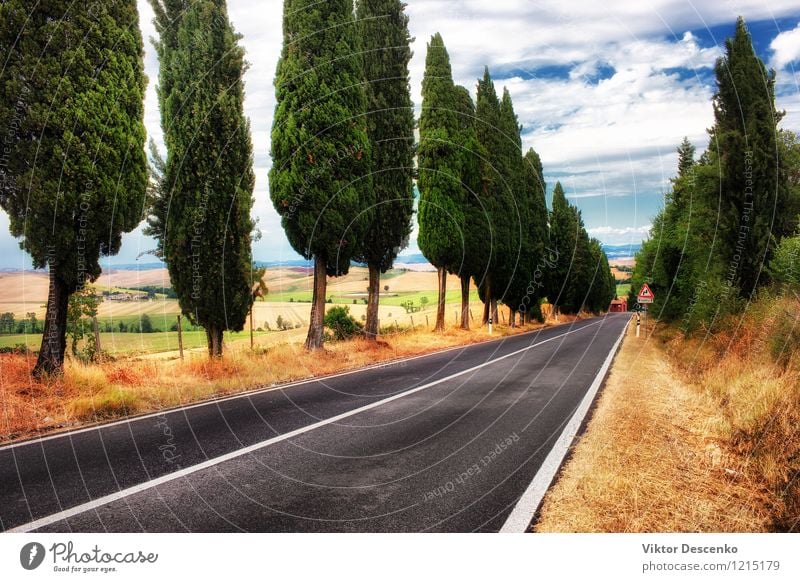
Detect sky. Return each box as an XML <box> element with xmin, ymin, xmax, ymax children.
<box><xmin>2</xmin><ymin>0</ymin><xmax>800</xmax><ymax>269</ymax></box>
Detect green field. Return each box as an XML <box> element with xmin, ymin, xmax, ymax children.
<box><xmin>265</xmin><ymin>289</ymin><xmax>479</xmax><ymax>307</ymax></box>
<box><xmin>616</xmin><ymin>284</ymin><xmax>631</xmax><ymax>299</ymax></box>
<box><xmin>0</xmin><ymin>330</ymin><xmax>270</xmax><ymax>356</ymax></box>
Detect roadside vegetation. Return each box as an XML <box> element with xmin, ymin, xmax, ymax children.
<box><xmin>537</xmin><ymin>292</ymin><xmax>799</xmax><ymax>532</ymax></box>
<box><xmin>0</xmin><ymin>313</ymin><xmax>590</xmax><ymax>444</ymax></box>
<box><xmin>538</xmin><ymin>18</ymin><xmax>800</xmax><ymax>533</ymax></box>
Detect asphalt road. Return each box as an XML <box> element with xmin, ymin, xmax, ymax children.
<box><xmin>0</xmin><ymin>313</ymin><xmax>629</xmax><ymax>533</ymax></box>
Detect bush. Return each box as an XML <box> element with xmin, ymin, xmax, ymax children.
<box><xmin>769</xmin><ymin>233</ymin><xmax>800</xmax><ymax>288</ymax></box>
<box><xmin>324</xmin><ymin>306</ymin><xmax>363</xmax><ymax>341</ymax></box>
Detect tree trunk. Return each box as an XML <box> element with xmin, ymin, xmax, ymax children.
<box><xmin>491</xmin><ymin>298</ymin><xmax>498</xmax><ymax>327</ymax></box>
<box><xmin>365</xmin><ymin>263</ymin><xmax>380</xmax><ymax>339</ymax></box>
<box><xmin>33</xmin><ymin>271</ymin><xmax>70</xmax><ymax>377</ymax></box>
<box><xmin>434</xmin><ymin>267</ymin><xmax>446</xmax><ymax>332</ymax></box>
<box><xmin>305</xmin><ymin>254</ymin><xmax>327</xmax><ymax>350</ymax></box>
<box><xmin>460</xmin><ymin>275</ymin><xmax>470</xmax><ymax>330</ymax></box>
<box><xmin>482</xmin><ymin>276</ymin><xmax>492</xmax><ymax>325</ymax></box>
<box><xmin>207</xmin><ymin>325</ymin><xmax>223</xmax><ymax>358</ymax></box>
<box><xmin>509</xmin><ymin>307</ymin><xmax>517</xmax><ymax>328</ymax></box>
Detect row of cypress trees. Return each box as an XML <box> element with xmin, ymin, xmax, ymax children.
<box><xmin>270</xmin><ymin>0</ymin><xmax>415</xmax><ymax>349</ymax></box>
<box><xmin>269</xmin><ymin>2</ymin><xmax>616</xmax><ymax>347</ymax></box>
<box><xmin>630</xmin><ymin>18</ymin><xmax>800</xmax><ymax>330</ymax></box>
<box><xmin>417</xmin><ymin>36</ymin><xmax>616</xmax><ymax>330</ymax></box>
<box><xmin>0</xmin><ymin>0</ymin><xmax>259</xmax><ymax>372</ymax></box>
<box><xmin>0</xmin><ymin>0</ymin><xmax>618</xmax><ymax>373</ymax></box>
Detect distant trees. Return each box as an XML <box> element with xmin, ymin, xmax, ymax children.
<box><xmin>149</xmin><ymin>0</ymin><xmax>256</xmax><ymax>358</ymax></box>
<box><xmin>632</xmin><ymin>17</ymin><xmax>799</xmax><ymax>331</ymax></box>
<box><xmin>417</xmin><ymin>52</ymin><xmax>614</xmax><ymax>328</ymax></box>
<box><xmin>546</xmin><ymin>183</ymin><xmax>614</xmax><ymax>315</ymax></box>
<box><xmin>270</xmin><ymin>0</ymin><xmax>371</xmax><ymax>349</ymax></box>
<box><xmin>0</xmin><ymin>1</ymin><xmax>148</xmax><ymax>375</ymax></box>
<box><xmin>354</xmin><ymin>0</ymin><xmax>415</xmax><ymax>339</ymax></box>
<box><xmin>417</xmin><ymin>34</ymin><xmax>463</xmax><ymax>331</ymax></box>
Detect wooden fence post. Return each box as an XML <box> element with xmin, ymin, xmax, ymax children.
<box><xmin>177</xmin><ymin>315</ymin><xmax>184</xmax><ymax>361</ymax></box>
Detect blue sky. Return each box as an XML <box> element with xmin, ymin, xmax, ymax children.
<box><xmin>2</xmin><ymin>0</ymin><xmax>800</xmax><ymax>269</ymax></box>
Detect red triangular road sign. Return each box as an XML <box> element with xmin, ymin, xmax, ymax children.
<box><xmin>637</xmin><ymin>283</ymin><xmax>654</xmax><ymax>300</ymax></box>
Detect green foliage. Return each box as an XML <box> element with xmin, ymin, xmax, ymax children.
<box><xmin>67</xmin><ymin>288</ymin><xmax>101</xmax><ymax>361</ymax></box>
<box><xmin>354</xmin><ymin>0</ymin><xmax>415</xmax><ymax>273</ymax></box>
<box><xmin>0</xmin><ymin>1</ymin><xmax>147</xmax><ymax>287</ymax></box>
<box><xmin>417</xmin><ymin>34</ymin><xmax>464</xmax><ymax>273</ymax></box>
<box><xmin>270</xmin><ymin>0</ymin><xmax>372</xmax><ymax>275</ymax></box>
<box><xmin>139</xmin><ymin>314</ymin><xmax>154</xmax><ymax>334</ymax></box>
<box><xmin>632</xmin><ymin>18</ymin><xmax>795</xmax><ymax>331</ymax></box>
<box><xmin>453</xmin><ymin>85</ymin><xmax>491</xmax><ymax>285</ymax></box>
<box><xmin>0</xmin><ymin>1</ymin><xmax>147</xmax><ymax>373</ymax></box>
<box><xmin>709</xmin><ymin>17</ymin><xmax>789</xmax><ymax>294</ymax></box>
<box><xmin>324</xmin><ymin>306</ymin><xmax>364</xmax><ymax>341</ymax></box>
<box><xmin>149</xmin><ymin>0</ymin><xmax>256</xmax><ymax>355</ymax></box>
<box><xmin>0</xmin><ymin>313</ymin><xmax>16</xmax><ymax>335</ymax></box>
<box><xmin>769</xmin><ymin>231</ymin><xmax>800</xmax><ymax>288</ymax></box>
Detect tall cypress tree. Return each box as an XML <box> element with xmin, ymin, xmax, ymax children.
<box><xmin>418</xmin><ymin>34</ymin><xmax>463</xmax><ymax>331</ymax></box>
<box><xmin>521</xmin><ymin>148</ymin><xmax>549</xmax><ymax>322</ymax></box>
<box><xmin>0</xmin><ymin>1</ymin><xmax>147</xmax><ymax>375</ymax></box>
<box><xmin>711</xmin><ymin>16</ymin><xmax>789</xmax><ymax>296</ymax></box>
<box><xmin>474</xmin><ymin>68</ymin><xmax>505</xmax><ymax>325</ymax></box>
<box><xmin>270</xmin><ymin>0</ymin><xmax>371</xmax><ymax>349</ymax></box>
<box><xmin>495</xmin><ymin>88</ymin><xmax>528</xmax><ymax>327</ymax></box>
<box><xmin>354</xmin><ymin>0</ymin><xmax>415</xmax><ymax>339</ymax></box>
<box><xmin>150</xmin><ymin>0</ymin><xmax>255</xmax><ymax>358</ymax></box>
<box><xmin>547</xmin><ymin>182</ymin><xmax>580</xmax><ymax>315</ymax></box>
<box><xmin>453</xmin><ymin>85</ymin><xmax>490</xmax><ymax>330</ymax></box>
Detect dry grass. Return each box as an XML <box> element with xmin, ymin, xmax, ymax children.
<box><xmin>537</xmin><ymin>293</ymin><xmax>800</xmax><ymax>532</ymax></box>
<box><xmin>535</xmin><ymin>319</ymin><xmax>773</xmax><ymax>532</ymax></box>
<box><xmin>0</xmin><ymin>315</ymin><xmax>562</xmax><ymax>444</ymax></box>
<box><xmin>662</xmin><ymin>293</ymin><xmax>800</xmax><ymax>531</ymax></box>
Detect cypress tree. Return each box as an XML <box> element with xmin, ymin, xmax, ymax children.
<box><xmin>270</xmin><ymin>0</ymin><xmax>372</xmax><ymax>349</ymax></box>
<box><xmin>474</xmin><ymin>68</ymin><xmax>505</xmax><ymax>325</ymax></box>
<box><xmin>150</xmin><ymin>0</ymin><xmax>256</xmax><ymax>358</ymax></box>
<box><xmin>354</xmin><ymin>0</ymin><xmax>415</xmax><ymax>339</ymax></box>
<box><xmin>453</xmin><ymin>85</ymin><xmax>490</xmax><ymax>330</ymax></box>
<box><xmin>521</xmin><ymin>148</ymin><xmax>549</xmax><ymax>322</ymax></box>
<box><xmin>711</xmin><ymin>16</ymin><xmax>789</xmax><ymax>296</ymax></box>
<box><xmin>0</xmin><ymin>1</ymin><xmax>147</xmax><ymax>375</ymax></box>
<box><xmin>417</xmin><ymin>34</ymin><xmax>463</xmax><ymax>331</ymax></box>
<box><xmin>495</xmin><ymin>88</ymin><xmax>528</xmax><ymax>327</ymax></box>
<box><xmin>547</xmin><ymin>182</ymin><xmax>579</xmax><ymax>315</ymax></box>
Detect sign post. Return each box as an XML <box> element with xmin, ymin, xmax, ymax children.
<box><xmin>636</xmin><ymin>283</ymin><xmax>655</xmax><ymax>336</ymax></box>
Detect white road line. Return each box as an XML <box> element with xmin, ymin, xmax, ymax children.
<box><xmin>0</xmin><ymin>322</ymin><xmax>572</xmax><ymax>452</ymax></box>
<box><xmin>499</xmin><ymin>317</ymin><xmax>629</xmax><ymax>533</ymax></box>
<box><xmin>7</xmin><ymin>322</ymin><xmax>599</xmax><ymax>533</ymax></box>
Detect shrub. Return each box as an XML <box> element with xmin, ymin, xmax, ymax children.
<box><xmin>324</xmin><ymin>306</ymin><xmax>363</xmax><ymax>341</ymax></box>
<box><xmin>769</xmin><ymin>233</ymin><xmax>800</xmax><ymax>288</ymax></box>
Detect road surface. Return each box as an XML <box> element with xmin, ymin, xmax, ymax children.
<box><xmin>0</xmin><ymin>313</ymin><xmax>629</xmax><ymax>533</ymax></box>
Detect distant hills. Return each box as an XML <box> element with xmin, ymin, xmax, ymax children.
<box><xmin>7</xmin><ymin>243</ymin><xmax>641</xmax><ymax>273</ymax></box>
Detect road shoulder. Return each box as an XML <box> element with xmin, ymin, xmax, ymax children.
<box><xmin>533</xmin><ymin>321</ymin><xmax>770</xmax><ymax>532</ymax></box>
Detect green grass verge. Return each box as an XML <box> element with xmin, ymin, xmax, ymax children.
<box><xmin>0</xmin><ymin>330</ymin><xmax>270</xmax><ymax>355</ymax></box>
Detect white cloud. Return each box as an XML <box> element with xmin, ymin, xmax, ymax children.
<box><xmin>770</xmin><ymin>22</ymin><xmax>800</xmax><ymax>70</ymax></box>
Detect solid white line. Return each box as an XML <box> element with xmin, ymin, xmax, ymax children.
<box><xmin>498</xmin><ymin>317</ymin><xmax>629</xmax><ymax>533</ymax></box>
<box><xmin>0</xmin><ymin>323</ymin><xmax>569</xmax><ymax>452</ymax></box>
<box><xmin>7</xmin><ymin>322</ymin><xmax>599</xmax><ymax>533</ymax></box>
